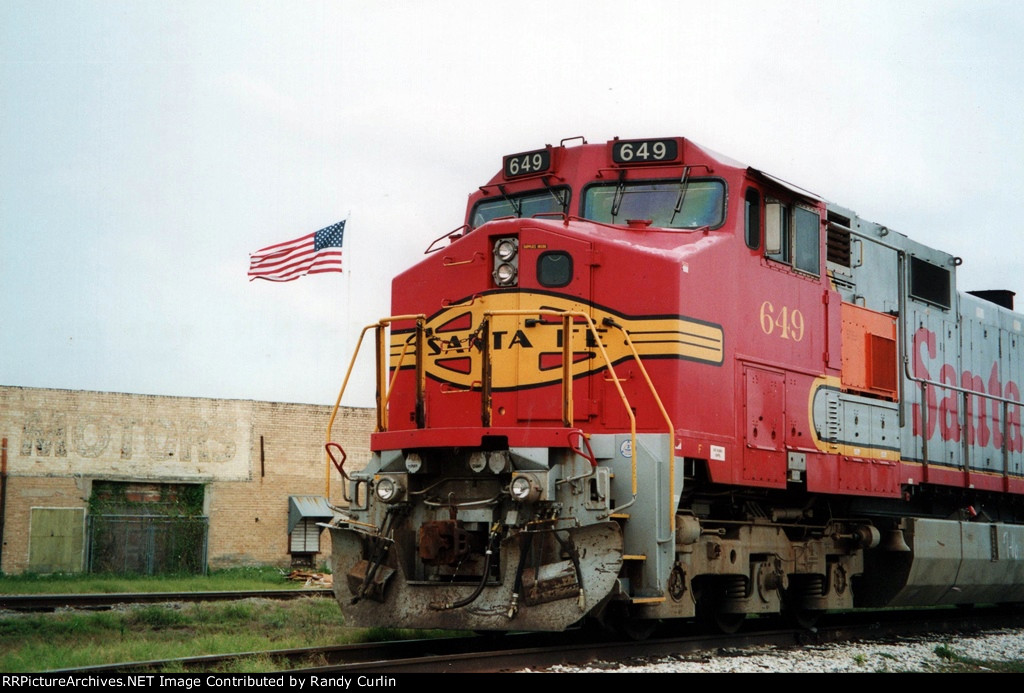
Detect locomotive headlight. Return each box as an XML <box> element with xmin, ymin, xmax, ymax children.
<box><xmin>488</xmin><ymin>450</ymin><xmax>510</xmax><ymax>473</ymax></box>
<box><xmin>405</xmin><ymin>452</ymin><xmax>423</xmax><ymax>474</ymax></box>
<box><xmin>493</xmin><ymin>262</ymin><xmax>518</xmax><ymax>286</ymax></box>
<box><xmin>510</xmin><ymin>473</ymin><xmax>541</xmax><ymax>503</ymax></box>
<box><xmin>494</xmin><ymin>237</ymin><xmax>518</xmax><ymax>261</ymax></box>
<box><xmin>468</xmin><ymin>451</ymin><xmax>488</xmax><ymax>473</ymax></box>
<box><xmin>374</xmin><ymin>475</ymin><xmax>406</xmax><ymax>504</ymax></box>
<box><xmin>492</xmin><ymin>236</ymin><xmax>519</xmax><ymax>287</ymax></box>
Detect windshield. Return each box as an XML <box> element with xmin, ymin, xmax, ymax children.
<box><xmin>471</xmin><ymin>188</ymin><xmax>569</xmax><ymax>228</ymax></box>
<box><xmin>583</xmin><ymin>179</ymin><xmax>725</xmax><ymax>229</ymax></box>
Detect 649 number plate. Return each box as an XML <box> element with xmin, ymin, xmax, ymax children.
<box><xmin>611</xmin><ymin>138</ymin><xmax>680</xmax><ymax>164</ymax></box>
<box><xmin>503</xmin><ymin>148</ymin><xmax>552</xmax><ymax>178</ymax></box>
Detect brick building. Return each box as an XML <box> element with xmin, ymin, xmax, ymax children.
<box><xmin>0</xmin><ymin>386</ymin><xmax>373</xmax><ymax>574</ymax></box>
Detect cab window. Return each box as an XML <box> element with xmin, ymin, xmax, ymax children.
<box><xmin>471</xmin><ymin>188</ymin><xmax>570</xmax><ymax>229</ymax></box>
<box><xmin>582</xmin><ymin>179</ymin><xmax>725</xmax><ymax>230</ymax></box>
<box><xmin>744</xmin><ymin>188</ymin><xmax>761</xmax><ymax>249</ymax></box>
<box><xmin>766</xmin><ymin>200</ymin><xmax>820</xmax><ymax>276</ymax></box>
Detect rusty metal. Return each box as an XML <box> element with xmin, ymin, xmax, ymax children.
<box><xmin>349</xmin><ymin>505</ymin><xmax>405</xmax><ymax>604</ymax></box>
<box><xmin>329</xmin><ymin>521</ymin><xmax>623</xmax><ymax>632</ymax></box>
<box><xmin>430</xmin><ymin>525</ymin><xmax>502</xmax><ymax>611</ymax></box>
<box><xmin>346</xmin><ymin>559</ymin><xmax>395</xmax><ymax>603</ymax></box>
<box><xmin>668</xmin><ymin>564</ymin><xmax>687</xmax><ymax>601</ymax></box>
<box><xmin>521</xmin><ymin>560</ymin><xmax>581</xmax><ymax>606</ymax></box>
<box><xmin>418</xmin><ymin>520</ymin><xmax>480</xmax><ymax>566</ymax></box>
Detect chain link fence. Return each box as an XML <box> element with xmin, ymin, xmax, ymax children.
<box><xmin>87</xmin><ymin>514</ymin><xmax>209</xmax><ymax>575</ymax></box>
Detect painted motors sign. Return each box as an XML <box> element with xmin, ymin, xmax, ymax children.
<box><xmin>2</xmin><ymin>388</ymin><xmax>250</xmax><ymax>481</ymax></box>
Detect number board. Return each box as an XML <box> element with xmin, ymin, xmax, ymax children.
<box><xmin>611</xmin><ymin>138</ymin><xmax>680</xmax><ymax>164</ymax></box>
<box><xmin>503</xmin><ymin>148</ymin><xmax>552</xmax><ymax>178</ymax></box>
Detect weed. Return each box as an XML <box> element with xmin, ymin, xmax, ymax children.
<box><xmin>128</xmin><ymin>605</ymin><xmax>189</xmax><ymax>628</ymax></box>
<box><xmin>219</xmin><ymin>602</ymin><xmax>255</xmax><ymax>621</ymax></box>
<box><xmin>0</xmin><ymin>566</ymin><xmax>298</xmax><ymax>595</ymax></box>
<box><xmin>0</xmin><ymin>597</ymin><xmax>356</xmax><ymax>672</ymax></box>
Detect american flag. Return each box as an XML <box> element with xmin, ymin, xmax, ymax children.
<box><xmin>248</xmin><ymin>221</ymin><xmax>345</xmax><ymax>282</ymax></box>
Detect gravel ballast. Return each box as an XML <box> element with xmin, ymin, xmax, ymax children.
<box><xmin>534</xmin><ymin>628</ymin><xmax>1024</xmax><ymax>673</ymax></box>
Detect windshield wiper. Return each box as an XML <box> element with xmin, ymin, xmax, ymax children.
<box><xmin>540</xmin><ymin>176</ymin><xmax>569</xmax><ymax>213</ymax></box>
<box><xmin>496</xmin><ymin>184</ymin><xmax>523</xmax><ymax>217</ymax></box>
<box><xmin>610</xmin><ymin>170</ymin><xmax>627</xmax><ymax>219</ymax></box>
<box><xmin>669</xmin><ymin>166</ymin><xmax>691</xmax><ymax>226</ymax></box>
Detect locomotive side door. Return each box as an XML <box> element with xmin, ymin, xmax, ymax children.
<box><xmin>742</xmin><ymin>364</ymin><xmax>788</xmax><ymax>485</ymax></box>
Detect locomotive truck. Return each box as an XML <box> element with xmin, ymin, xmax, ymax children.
<box><xmin>324</xmin><ymin>135</ymin><xmax>1024</xmax><ymax>635</ymax></box>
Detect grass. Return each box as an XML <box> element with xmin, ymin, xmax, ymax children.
<box><xmin>930</xmin><ymin>643</ymin><xmax>1024</xmax><ymax>673</ymax></box>
<box><xmin>845</xmin><ymin>643</ymin><xmax>1024</xmax><ymax>673</ymax></box>
<box><xmin>0</xmin><ymin>567</ymin><xmax>456</xmax><ymax>673</ymax></box>
<box><xmin>0</xmin><ymin>594</ymin><xmax>450</xmax><ymax>672</ymax></box>
<box><xmin>0</xmin><ymin>566</ymin><xmax>305</xmax><ymax>595</ymax></box>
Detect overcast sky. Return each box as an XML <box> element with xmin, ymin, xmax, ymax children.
<box><xmin>2</xmin><ymin>0</ymin><xmax>1023</xmax><ymax>408</ymax></box>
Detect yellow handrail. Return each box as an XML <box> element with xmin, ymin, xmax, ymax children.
<box><xmin>481</xmin><ymin>309</ymin><xmax>677</xmax><ymax>522</ymax></box>
<box><xmin>325</xmin><ymin>314</ymin><xmax>425</xmax><ymax>500</ymax></box>
<box><xmin>326</xmin><ymin>309</ymin><xmax>677</xmax><ymax>535</ymax></box>
<box><xmin>604</xmin><ymin>319</ymin><xmax>678</xmax><ymax>535</ymax></box>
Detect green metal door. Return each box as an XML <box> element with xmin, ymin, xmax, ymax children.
<box><xmin>29</xmin><ymin>508</ymin><xmax>85</xmax><ymax>573</ymax></box>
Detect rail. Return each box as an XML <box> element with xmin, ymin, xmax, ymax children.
<box><xmin>0</xmin><ymin>589</ymin><xmax>332</xmax><ymax>612</ymax></box>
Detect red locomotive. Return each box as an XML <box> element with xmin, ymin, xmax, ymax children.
<box><xmin>326</xmin><ymin>136</ymin><xmax>1024</xmax><ymax>634</ymax></box>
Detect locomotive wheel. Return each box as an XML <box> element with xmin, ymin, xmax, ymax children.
<box><xmin>696</xmin><ymin>596</ymin><xmax>746</xmax><ymax>634</ymax></box>
<box><xmin>605</xmin><ymin>602</ymin><xmax>658</xmax><ymax>640</ymax></box>
<box><xmin>694</xmin><ymin>579</ymin><xmax>746</xmax><ymax>634</ymax></box>
<box><xmin>712</xmin><ymin>610</ymin><xmax>746</xmax><ymax>634</ymax></box>
<box><xmin>473</xmin><ymin>630</ymin><xmax>508</xmax><ymax>638</ymax></box>
<box><xmin>792</xmin><ymin>608</ymin><xmax>823</xmax><ymax>630</ymax></box>
<box><xmin>617</xmin><ymin>616</ymin><xmax>658</xmax><ymax>641</ymax></box>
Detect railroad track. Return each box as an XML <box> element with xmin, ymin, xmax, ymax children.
<box><xmin>0</xmin><ymin>589</ymin><xmax>332</xmax><ymax>612</ymax></box>
<box><xmin>43</xmin><ymin>606</ymin><xmax>1024</xmax><ymax>674</ymax></box>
